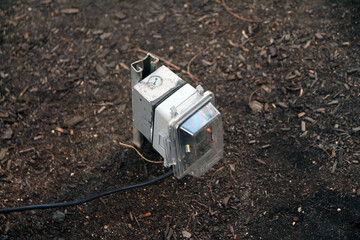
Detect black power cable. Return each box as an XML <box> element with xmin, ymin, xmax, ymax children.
<box><xmin>0</xmin><ymin>170</ymin><xmax>173</xmax><ymax>214</ymax></box>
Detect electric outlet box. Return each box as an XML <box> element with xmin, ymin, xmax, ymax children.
<box><xmin>131</xmin><ymin>54</ymin><xmax>223</xmax><ymax>178</ymax></box>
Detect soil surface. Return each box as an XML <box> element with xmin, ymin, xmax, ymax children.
<box><xmin>1</xmin><ymin>0</ymin><xmax>359</xmax><ymax>239</ymax></box>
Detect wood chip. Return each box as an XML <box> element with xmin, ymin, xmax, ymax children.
<box><xmin>93</xmin><ymin>29</ymin><xmax>103</xmax><ymax>35</ymax></box>
<box><xmin>347</xmin><ymin>68</ymin><xmax>360</xmax><ymax>74</ymax></box>
<box><xmin>56</xmin><ymin>126</ymin><xmax>67</xmax><ymax>133</ymax></box>
<box><xmin>304</xmin><ymin>116</ymin><xmax>315</xmax><ymax>123</ymax></box>
<box><xmin>61</xmin><ymin>8</ymin><xmax>79</xmax><ymax>14</ymax></box>
<box><xmin>303</xmin><ymin>40</ymin><xmax>311</xmax><ymax>49</ymax></box>
<box><xmin>100</xmin><ymin>32</ymin><xmax>112</xmax><ymax>40</ymax></box>
<box><xmin>0</xmin><ymin>148</ymin><xmax>8</xmax><ymax>160</ymax></box>
<box><xmin>300</xmin><ymin>130</ymin><xmax>308</xmax><ymax>137</ymax></box>
<box><xmin>277</xmin><ymin>102</ymin><xmax>288</xmax><ymax>108</ymax></box>
<box><xmin>142</xmin><ymin>212</ymin><xmax>152</xmax><ymax>218</ymax></box>
<box><xmin>301</xmin><ymin>121</ymin><xmax>306</xmax><ymax>132</ymax></box>
<box><xmin>97</xmin><ymin>106</ymin><xmax>107</xmax><ymax>114</ymax></box>
<box><xmin>298</xmin><ymin>112</ymin><xmax>305</xmax><ymax>118</ymax></box>
<box><xmin>327</xmin><ymin>100</ymin><xmax>339</xmax><ymax>105</ymax></box>
<box><xmin>114</xmin><ymin>12</ymin><xmax>126</xmax><ymax>20</ymax></box>
<box><xmin>242</xmin><ymin>30</ymin><xmax>249</xmax><ymax>39</ymax></box>
<box><xmin>201</xmin><ymin>59</ymin><xmax>212</xmax><ymax>66</ymax></box>
<box><xmin>223</xmin><ymin>195</ymin><xmax>232</xmax><ymax>207</ymax></box>
<box><xmin>63</xmin><ymin>115</ymin><xmax>84</xmax><ymax>127</ymax></box>
<box><xmin>353</xmin><ymin>126</ymin><xmax>360</xmax><ymax>132</ymax></box>
<box><xmin>34</xmin><ymin>135</ymin><xmax>43</xmax><ymax>140</ymax></box>
<box><xmin>19</xmin><ymin>147</ymin><xmax>35</xmax><ymax>154</ymax></box>
<box><xmin>119</xmin><ymin>62</ymin><xmax>129</xmax><ymax>70</ymax></box>
<box><xmin>229</xmin><ymin>224</ymin><xmax>235</xmax><ymax>236</ymax></box>
<box><xmin>0</xmin><ymin>112</ymin><xmax>9</xmax><ymax>118</ymax></box>
<box><xmin>331</xmin><ymin>160</ymin><xmax>337</xmax><ymax>173</ymax></box>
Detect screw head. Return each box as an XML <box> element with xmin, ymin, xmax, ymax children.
<box><xmin>148</xmin><ymin>76</ymin><xmax>163</xmax><ymax>87</ymax></box>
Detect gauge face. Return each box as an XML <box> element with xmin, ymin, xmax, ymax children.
<box><xmin>147</xmin><ymin>76</ymin><xmax>163</xmax><ymax>88</ymax></box>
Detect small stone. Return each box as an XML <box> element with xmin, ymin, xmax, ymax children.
<box><xmin>182</xmin><ymin>230</ymin><xmax>192</xmax><ymax>238</ymax></box>
<box><xmin>1</xmin><ymin>128</ymin><xmax>13</xmax><ymax>140</ymax></box>
<box><xmin>269</xmin><ymin>46</ymin><xmax>277</xmax><ymax>57</ymax></box>
<box><xmin>116</xmin><ymin>104</ymin><xmax>126</xmax><ymax>113</ymax></box>
<box><xmin>223</xmin><ymin>195</ymin><xmax>231</xmax><ymax>207</ymax></box>
<box><xmin>53</xmin><ymin>211</ymin><xmax>66</xmax><ymax>223</ymax></box>
<box><xmin>96</xmin><ymin>64</ymin><xmax>107</xmax><ymax>76</ymax></box>
<box><xmin>114</xmin><ymin>12</ymin><xmax>126</xmax><ymax>20</ymax></box>
<box><xmin>249</xmin><ymin>100</ymin><xmax>263</xmax><ymax>113</ymax></box>
<box><xmin>315</xmin><ymin>33</ymin><xmax>323</xmax><ymax>39</ymax></box>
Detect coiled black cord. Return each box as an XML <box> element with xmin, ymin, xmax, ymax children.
<box><xmin>0</xmin><ymin>170</ymin><xmax>173</xmax><ymax>214</ymax></box>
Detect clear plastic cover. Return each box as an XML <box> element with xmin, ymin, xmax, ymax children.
<box><xmin>173</xmin><ymin>102</ymin><xmax>223</xmax><ymax>178</ymax></box>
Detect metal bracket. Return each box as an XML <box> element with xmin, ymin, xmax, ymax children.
<box><xmin>131</xmin><ymin>54</ymin><xmax>159</xmax><ymax>148</ymax></box>
<box><xmin>131</xmin><ymin>53</ymin><xmax>159</xmax><ymax>88</ymax></box>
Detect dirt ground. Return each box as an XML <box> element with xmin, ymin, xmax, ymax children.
<box><xmin>1</xmin><ymin>0</ymin><xmax>359</xmax><ymax>239</ymax></box>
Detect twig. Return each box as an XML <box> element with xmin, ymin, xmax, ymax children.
<box><xmin>187</xmin><ymin>46</ymin><xmax>210</xmax><ymax>81</ymax></box>
<box><xmin>186</xmin><ymin>212</ymin><xmax>193</xmax><ymax>230</ymax></box>
<box><xmin>192</xmin><ymin>199</ymin><xmax>208</xmax><ymax>208</ymax></box>
<box><xmin>119</xmin><ymin>141</ymin><xmax>163</xmax><ymax>164</ymax></box>
<box><xmin>222</xmin><ymin>0</ymin><xmax>263</xmax><ymax>23</ymax></box>
<box><xmin>248</xmin><ymin>86</ymin><xmax>264</xmax><ymax>105</ymax></box>
<box><xmin>126</xmin><ymin>47</ymin><xmax>201</xmax><ymax>82</ymax></box>
<box><xmin>209</xmin><ymin>166</ymin><xmax>224</xmax><ymax>203</ymax></box>
<box><xmin>229</xmin><ymin>168</ymin><xmax>237</xmax><ymax>183</ymax></box>
<box><xmin>254</xmin><ymin>158</ymin><xmax>267</xmax><ymax>165</ymax></box>
<box><xmin>19</xmin><ymin>84</ymin><xmax>34</xmax><ymax>97</ymax></box>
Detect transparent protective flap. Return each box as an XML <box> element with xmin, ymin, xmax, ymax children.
<box><xmin>174</xmin><ymin>102</ymin><xmax>223</xmax><ymax>178</ymax></box>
